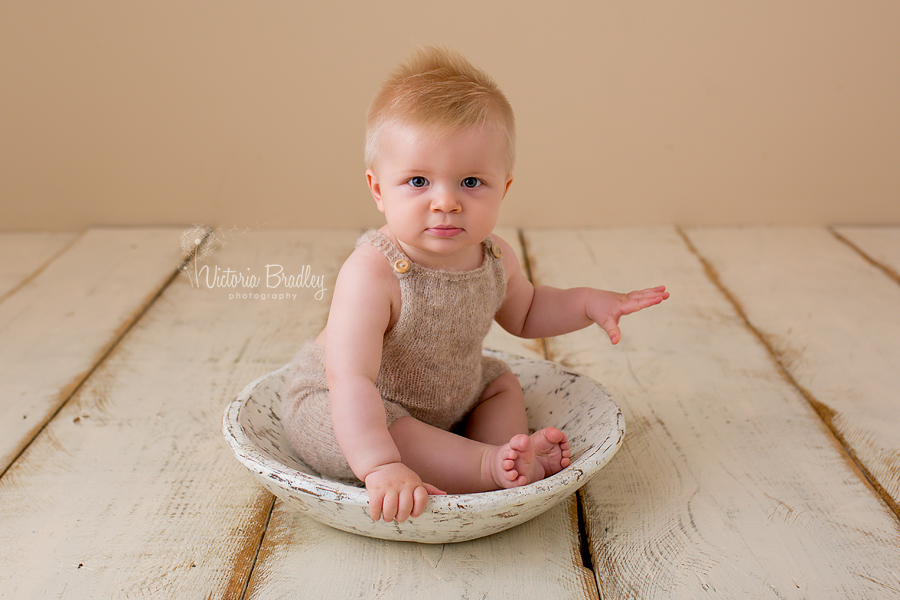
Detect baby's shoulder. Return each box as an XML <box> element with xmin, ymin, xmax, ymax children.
<box><xmin>487</xmin><ymin>232</ymin><xmax>514</xmax><ymax>254</ymax></box>
<box><xmin>337</xmin><ymin>242</ymin><xmax>395</xmax><ymax>287</ymax></box>
<box><xmin>485</xmin><ymin>233</ymin><xmax>522</xmax><ymax>280</ymax></box>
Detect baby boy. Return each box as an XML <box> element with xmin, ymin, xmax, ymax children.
<box><xmin>282</xmin><ymin>47</ymin><xmax>669</xmax><ymax>523</ymax></box>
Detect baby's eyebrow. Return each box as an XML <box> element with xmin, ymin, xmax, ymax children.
<box><xmin>462</xmin><ymin>173</ymin><xmax>494</xmax><ymax>181</ymax></box>
<box><xmin>398</xmin><ymin>168</ymin><xmax>432</xmax><ymax>177</ymax></box>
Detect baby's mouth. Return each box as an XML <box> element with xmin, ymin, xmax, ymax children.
<box><xmin>427</xmin><ymin>226</ymin><xmax>464</xmax><ymax>237</ymax></box>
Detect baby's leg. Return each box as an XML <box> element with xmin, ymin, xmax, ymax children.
<box><xmin>390</xmin><ymin>418</ymin><xmax>572</xmax><ymax>494</ymax></box>
<box><xmin>464</xmin><ymin>371</ymin><xmax>529</xmax><ymax>445</ymax></box>
<box><xmin>388</xmin><ymin>417</ymin><xmax>522</xmax><ymax>494</ymax></box>
<box><xmin>465</xmin><ymin>371</ymin><xmax>571</xmax><ymax>477</ymax></box>
<box><xmin>389</xmin><ymin>416</ymin><xmax>523</xmax><ymax>493</ymax></box>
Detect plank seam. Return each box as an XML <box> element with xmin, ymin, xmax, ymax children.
<box><xmin>575</xmin><ymin>494</ymin><xmax>597</xmax><ymax>577</ymax></box>
<box><xmin>676</xmin><ymin>227</ymin><xmax>900</xmax><ymax>522</ymax></box>
<box><xmin>238</xmin><ymin>495</ymin><xmax>277</xmax><ymax>600</ymax></box>
<box><xmin>829</xmin><ymin>227</ymin><xmax>900</xmax><ymax>287</ymax></box>
<box><xmin>0</xmin><ymin>230</ymin><xmax>85</xmax><ymax>305</ymax></box>
<box><xmin>0</xmin><ymin>251</ymin><xmax>187</xmax><ymax>481</ymax></box>
<box><xmin>519</xmin><ymin>228</ymin><xmax>602</xmax><ymax>600</ymax></box>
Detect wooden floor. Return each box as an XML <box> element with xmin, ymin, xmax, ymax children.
<box><xmin>1</xmin><ymin>226</ymin><xmax>899</xmax><ymax>599</ymax></box>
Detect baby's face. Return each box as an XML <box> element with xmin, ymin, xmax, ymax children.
<box><xmin>366</xmin><ymin>122</ymin><xmax>512</xmax><ymax>269</ymax></box>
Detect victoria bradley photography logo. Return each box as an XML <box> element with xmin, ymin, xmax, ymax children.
<box><xmin>178</xmin><ymin>224</ymin><xmax>328</xmax><ymax>300</ymax></box>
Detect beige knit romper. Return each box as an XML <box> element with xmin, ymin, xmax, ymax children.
<box><xmin>281</xmin><ymin>229</ymin><xmax>511</xmax><ymax>483</ymax></box>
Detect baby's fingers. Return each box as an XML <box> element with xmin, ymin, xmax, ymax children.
<box><xmin>639</xmin><ymin>285</ymin><xmax>669</xmax><ymax>303</ymax></box>
<box><xmin>368</xmin><ymin>490</ymin><xmax>385</xmax><ymax>522</ymax></box>
<box><xmin>380</xmin><ymin>492</ymin><xmax>399</xmax><ymax>522</ymax></box>
<box><xmin>381</xmin><ymin>487</ymin><xmax>432</xmax><ymax>523</ymax></box>
<box><xmin>424</xmin><ymin>483</ymin><xmax>446</xmax><ymax>496</ymax></box>
<box><xmin>406</xmin><ymin>484</ymin><xmax>445</xmax><ymax>519</ymax></box>
<box><xmin>408</xmin><ymin>486</ymin><xmax>430</xmax><ymax>519</ymax></box>
<box><xmin>600</xmin><ymin>317</ymin><xmax>622</xmax><ymax>345</ymax></box>
<box><xmin>625</xmin><ymin>286</ymin><xmax>669</xmax><ymax>311</ymax></box>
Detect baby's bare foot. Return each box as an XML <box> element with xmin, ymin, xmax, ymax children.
<box><xmin>530</xmin><ymin>427</ymin><xmax>571</xmax><ymax>477</ymax></box>
<box><xmin>489</xmin><ymin>442</ymin><xmax>530</xmax><ymax>489</ymax></box>
<box><xmin>485</xmin><ymin>429</ymin><xmax>572</xmax><ymax>490</ymax></box>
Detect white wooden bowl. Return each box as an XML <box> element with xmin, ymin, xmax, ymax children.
<box><xmin>223</xmin><ymin>351</ymin><xmax>624</xmax><ymax>544</ymax></box>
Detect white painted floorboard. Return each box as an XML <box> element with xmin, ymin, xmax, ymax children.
<box><xmin>525</xmin><ymin>227</ymin><xmax>900</xmax><ymax>599</ymax></box>
<box><xmin>834</xmin><ymin>225</ymin><xmax>900</xmax><ymax>281</ymax></box>
<box><xmin>0</xmin><ymin>230</ymin><xmax>352</xmax><ymax>598</ymax></box>
<box><xmin>0</xmin><ymin>231</ymin><xmax>76</xmax><ymax>300</ymax></box>
<box><xmin>2</xmin><ymin>227</ymin><xmax>899</xmax><ymax>599</ymax></box>
<box><xmin>0</xmin><ymin>228</ymin><xmax>184</xmax><ymax>472</ymax></box>
<box><xmin>687</xmin><ymin>226</ymin><xmax>900</xmax><ymax>513</ymax></box>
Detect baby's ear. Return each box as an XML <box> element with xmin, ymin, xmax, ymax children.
<box><xmin>366</xmin><ymin>169</ymin><xmax>385</xmax><ymax>213</ymax></box>
<box><xmin>503</xmin><ymin>174</ymin><xmax>513</xmax><ymax>199</ymax></box>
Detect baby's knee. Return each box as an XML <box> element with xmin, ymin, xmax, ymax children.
<box><xmin>481</xmin><ymin>370</ymin><xmax>522</xmax><ymax>399</ymax></box>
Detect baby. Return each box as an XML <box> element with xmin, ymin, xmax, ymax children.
<box><xmin>283</xmin><ymin>47</ymin><xmax>668</xmax><ymax>523</ymax></box>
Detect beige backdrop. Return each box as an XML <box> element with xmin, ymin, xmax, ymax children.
<box><xmin>2</xmin><ymin>1</ymin><xmax>898</xmax><ymax>231</ymax></box>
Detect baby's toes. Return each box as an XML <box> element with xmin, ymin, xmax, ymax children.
<box><xmin>500</xmin><ymin>446</ymin><xmax>519</xmax><ymax>461</ymax></box>
<box><xmin>506</xmin><ymin>469</ymin><xmax>524</xmax><ymax>484</ymax></box>
<box><xmin>508</xmin><ymin>433</ymin><xmax>531</xmax><ymax>454</ymax></box>
<box><xmin>540</xmin><ymin>427</ymin><xmax>568</xmax><ymax>448</ymax></box>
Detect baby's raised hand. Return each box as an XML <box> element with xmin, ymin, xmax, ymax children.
<box><xmin>587</xmin><ymin>285</ymin><xmax>669</xmax><ymax>345</ymax></box>
<box><xmin>364</xmin><ymin>462</ymin><xmax>446</xmax><ymax>523</ymax></box>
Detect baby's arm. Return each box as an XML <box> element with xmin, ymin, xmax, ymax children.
<box><xmin>324</xmin><ymin>247</ymin><xmax>443</xmax><ymax>522</ymax></box>
<box><xmin>492</xmin><ymin>235</ymin><xmax>669</xmax><ymax>343</ymax></box>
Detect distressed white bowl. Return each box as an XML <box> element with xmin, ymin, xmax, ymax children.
<box><xmin>223</xmin><ymin>351</ymin><xmax>624</xmax><ymax>544</ymax></box>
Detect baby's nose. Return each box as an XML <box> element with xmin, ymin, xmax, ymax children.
<box><xmin>431</xmin><ymin>190</ymin><xmax>461</xmax><ymax>212</ymax></box>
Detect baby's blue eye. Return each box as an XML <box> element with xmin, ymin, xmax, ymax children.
<box><xmin>408</xmin><ymin>176</ymin><xmax>428</xmax><ymax>188</ymax></box>
<box><xmin>462</xmin><ymin>177</ymin><xmax>482</xmax><ymax>188</ymax></box>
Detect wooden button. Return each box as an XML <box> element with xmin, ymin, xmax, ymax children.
<box><xmin>491</xmin><ymin>244</ymin><xmax>503</xmax><ymax>259</ymax></box>
<box><xmin>393</xmin><ymin>259</ymin><xmax>411</xmax><ymax>274</ymax></box>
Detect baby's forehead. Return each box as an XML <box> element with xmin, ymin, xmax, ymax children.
<box><xmin>368</xmin><ymin>116</ymin><xmax>514</xmax><ymax>173</ymax></box>
<box><xmin>382</xmin><ymin>120</ymin><xmax>512</xmax><ymax>161</ymax></box>
<box><xmin>385</xmin><ymin>122</ymin><xmax>509</xmax><ymax>163</ymax></box>
<box><xmin>383</xmin><ymin>118</ymin><xmax>503</xmax><ymax>142</ymax></box>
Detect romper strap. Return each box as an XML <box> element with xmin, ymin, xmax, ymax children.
<box><xmin>356</xmin><ymin>230</ymin><xmax>412</xmax><ymax>275</ymax></box>
<box><xmin>484</xmin><ymin>236</ymin><xmax>503</xmax><ymax>260</ymax></box>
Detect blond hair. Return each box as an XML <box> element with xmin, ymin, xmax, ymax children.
<box><xmin>364</xmin><ymin>46</ymin><xmax>516</xmax><ymax>172</ymax></box>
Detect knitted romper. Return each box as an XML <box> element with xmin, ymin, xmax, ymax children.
<box><xmin>281</xmin><ymin>229</ymin><xmax>512</xmax><ymax>483</ymax></box>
